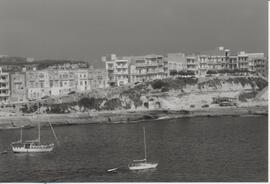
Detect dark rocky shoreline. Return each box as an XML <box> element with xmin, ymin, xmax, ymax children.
<box><xmin>0</xmin><ymin>105</ymin><xmax>267</xmax><ymax>130</ymax></box>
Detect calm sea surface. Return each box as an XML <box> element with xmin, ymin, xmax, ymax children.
<box><xmin>0</xmin><ymin>116</ymin><xmax>267</xmax><ymax>182</ymax></box>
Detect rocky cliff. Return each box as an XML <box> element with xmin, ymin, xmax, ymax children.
<box><xmin>19</xmin><ymin>76</ymin><xmax>267</xmax><ymax>114</ymax></box>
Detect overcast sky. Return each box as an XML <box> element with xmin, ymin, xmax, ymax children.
<box><xmin>0</xmin><ymin>0</ymin><xmax>267</xmax><ymax>65</ymax></box>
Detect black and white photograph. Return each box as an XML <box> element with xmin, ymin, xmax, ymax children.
<box><xmin>0</xmin><ymin>0</ymin><xmax>268</xmax><ymax>182</ymax></box>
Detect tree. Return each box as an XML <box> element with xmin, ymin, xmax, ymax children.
<box><xmin>178</xmin><ymin>71</ymin><xmax>186</xmax><ymax>75</ymax></box>
<box><xmin>206</xmin><ymin>70</ymin><xmax>218</xmax><ymax>74</ymax></box>
<box><xmin>78</xmin><ymin>97</ymin><xmax>104</xmax><ymax>110</ymax></box>
<box><xmin>169</xmin><ymin>70</ymin><xmax>178</xmax><ymax>76</ymax></box>
<box><xmin>186</xmin><ymin>70</ymin><xmax>195</xmax><ymax>76</ymax></box>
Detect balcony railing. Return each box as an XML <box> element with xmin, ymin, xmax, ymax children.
<box><xmin>0</xmin><ymin>92</ymin><xmax>10</xmax><ymax>97</ymax></box>
<box><xmin>115</xmin><ymin>64</ymin><xmax>128</xmax><ymax>68</ymax></box>
<box><xmin>0</xmin><ymin>79</ymin><xmax>8</xmax><ymax>83</ymax></box>
<box><xmin>0</xmin><ymin>86</ymin><xmax>9</xmax><ymax>89</ymax></box>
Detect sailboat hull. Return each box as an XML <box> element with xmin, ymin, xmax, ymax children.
<box><xmin>12</xmin><ymin>143</ymin><xmax>54</xmax><ymax>153</ymax></box>
<box><xmin>129</xmin><ymin>163</ymin><xmax>158</xmax><ymax>170</ymax></box>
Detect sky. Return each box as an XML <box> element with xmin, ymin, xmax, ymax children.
<box><xmin>0</xmin><ymin>0</ymin><xmax>267</xmax><ymax>67</ymax></box>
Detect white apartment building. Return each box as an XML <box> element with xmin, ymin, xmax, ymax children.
<box><xmin>167</xmin><ymin>53</ymin><xmax>187</xmax><ymax>72</ymax></box>
<box><xmin>186</xmin><ymin>55</ymin><xmax>198</xmax><ymax>73</ymax></box>
<box><xmin>237</xmin><ymin>51</ymin><xmax>249</xmax><ymax>70</ymax></box>
<box><xmin>246</xmin><ymin>53</ymin><xmax>264</xmax><ymax>72</ymax></box>
<box><xmin>130</xmin><ymin>55</ymin><xmax>168</xmax><ymax>83</ymax></box>
<box><xmin>114</xmin><ymin>58</ymin><xmax>130</xmax><ymax>86</ymax></box>
<box><xmin>0</xmin><ymin>67</ymin><xmax>10</xmax><ymax>103</ymax></box>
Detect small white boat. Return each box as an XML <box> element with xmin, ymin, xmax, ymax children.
<box><xmin>157</xmin><ymin>116</ymin><xmax>170</xmax><ymax>120</ymax></box>
<box><xmin>11</xmin><ymin>115</ymin><xmax>59</xmax><ymax>153</ymax></box>
<box><xmin>129</xmin><ymin>159</ymin><xmax>158</xmax><ymax>170</ymax></box>
<box><xmin>107</xmin><ymin>168</ymin><xmax>118</xmax><ymax>172</ymax></box>
<box><xmin>128</xmin><ymin>127</ymin><xmax>158</xmax><ymax>171</ymax></box>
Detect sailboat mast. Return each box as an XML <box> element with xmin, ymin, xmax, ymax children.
<box><xmin>47</xmin><ymin>115</ymin><xmax>60</xmax><ymax>145</ymax></box>
<box><xmin>38</xmin><ymin>121</ymin><xmax>41</xmax><ymax>143</ymax></box>
<box><xmin>20</xmin><ymin>127</ymin><xmax>23</xmax><ymax>142</ymax></box>
<box><xmin>37</xmin><ymin>102</ymin><xmax>40</xmax><ymax>143</ymax></box>
<box><xmin>143</xmin><ymin>127</ymin><xmax>147</xmax><ymax>162</ymax></box>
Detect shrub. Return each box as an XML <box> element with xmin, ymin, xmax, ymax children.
<box><xmin>121</xmin><ymin>88</ymin><xmax>144</xmax><ymax>108</ymax></box>
<box><xmin>151</xmin><ymin>80</ymin><xmax>168</xmax><ymax>89</ymax></box>
<box><xmin>103</xmin><ymin>98</ymin><xmax>122</xmax><ymax>110</ymax></box>
<box><xmin>239</xmin><ymin>91</ymin><xmax>257</xmax><ymax>102</ymax></box>
<box><xmin>178</xmin><ymin>70</ymin><xmax>195</xmax><ymax>76</ymax></box>
<box><xmin>170</xmin><ymin>70</ymin><xmax>178</xmax><ymax>76</ymax></box>
<box><xmin>206</xmin><ymin>70</ymin><xmax>218</xmax><ymax>74</ymax></box>
<box><xmin>78</xmin><ymin>97</ymin><xmax>104</xmax><ymax>110</ymax></box>
<box><xmin>161</xmin><ymin>87</ymin><xmax>170</xmax><ymax>92</ymax></box>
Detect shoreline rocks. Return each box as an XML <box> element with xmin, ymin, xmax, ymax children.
<box><xmin>0</xmin><ymin>105</ymin><xmax>267</xmax><ymax>130</ymax></box>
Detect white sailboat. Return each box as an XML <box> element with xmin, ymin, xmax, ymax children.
<box><xmin>11</xmin><ymin>116</ymin><xmax>58</xmax><ymax>153</ymax></box>
<box><xmin>128</xmin><ymin>127</ymin><xmax>158</xmax><ymax>170</ymax></box>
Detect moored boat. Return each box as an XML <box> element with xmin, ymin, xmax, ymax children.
<box><xmin>128</xmin><ymin>127</ymin><xmax>158</xmax><ymax>170</ymax></box>
<box><xmin>11</xmin><ymin>115</ymin><xmax>58</xmax><ymax>153</ymax></box>
<box><xmin>12</xmin><ymin>141</ymin><xmax>54</xmax><ymax>153</ymax></box>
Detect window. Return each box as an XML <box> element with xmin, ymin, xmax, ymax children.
<box><xmin>50</xmin><ymin>80</ymin><xmax>53</xmax><ymax>87</ymax></box>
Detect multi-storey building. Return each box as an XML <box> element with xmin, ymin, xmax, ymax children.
<box><xmin>75</xmin><ymin>69</ymin><xmax>90</xmax><ymax>92</ymax></box>
<box><xmin>129</xmin><ymin>54</ymin><xmax>168</xmax><ymax>83</ymax></box>
<box><xmin>167</xmin><ymin>53</ymin><xmax>187</xmax><ymax>72</ymax></box>
<box><xmin>237</xmin><ymin>51</ymin><xmax>249</xmax><ymax>71</ymax></box>
<box><xmin>26</xmin><ymin>68</ymin><xmax>50</xmax><ymax>100</ymax></box>
<box><xmin>10</xmin><ymin>71</ymin><xmax>27</xmax><ymax>102</ymax></box>
<box><xmin>48</xmin><ymin>69</ymin><xmax>76</xmax><ymax>96</ymax></box>
<box><xmin>227</xmin><ymin>56</ymin><xmax>238</xmax><ymax>70</ymax></box>
<box><xmin>200</xmin><ymin>47</ymin><xmax>226</xmax><ymax>71</ymax></box>
<box><xmin>197</xmin><ymin>47</ymin><xmax>258</xmax><ymax>74</ymax></box>
<box><xmin>89</xmin><ymin>68</ymin><xmax>108</xmax><ymax>89</ymax></box>
<box><xmin>114</xmin><ymin>57</ymin><xmax>130</xmax><ymax>86</ymax></box>
<box><xmin>186</xmin><ymin>55</ymin><xmax>198</xmax><ymax>73</ymax></box>
<box><xmin>197</xmin><ymin>55</ymin><xmax>208</xmax><ymax>76</ymax></box>
<box><xmin>103</xmin><ymin>54</ymin><xmax>118</xmax><ymax>86</ymax></box>
<box><xmin>0</xmin><ymin>67</ymin><xmax>10</xmax><ymax>103</ymax></box>
<box><xmin>246</xmin><ymin>53</ymin><xmax>267</xmax><ymax>77</ymax></box>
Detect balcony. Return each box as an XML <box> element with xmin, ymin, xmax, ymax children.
<box><xmin>115</xmin><ymin>72</ymin><xmax>129</xmax><ymax>76</ymax></box>
<box><xmin>107</xmin><ymin>66</ymin><xmax>114</xmax><ymax>71</ymax></box>
<box><xmin>146</xmin><ymin>63</ymin><xmax>158</xmax><ymax>67</ymax></box>
<box><xmin>115</xmin><ymin>65</ymin><xmax>128</xmax><ymax>69</ymax></box>
<box><xmin>0</xmin><ymin>86</ymin><xmax>9</xmax><ymax>89</ymax></box>
<box><xmin>134</xmin><ymin>63</ymin><xmax>146</xmax><ymax>68</ymax></box>
<box><xmin>0</xmin><ymin>79</ymin><xmax>8</xmax><ymax>83</ymax></box>
<box><xmin>187</xmin><ymin>63</ymin><xmax>197</xmax><ymax>66</ymax></box>
<box><xmin>0</xmin><ymin>92</ymin><xmax>9</xmax><ymax>97</ymax></box>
